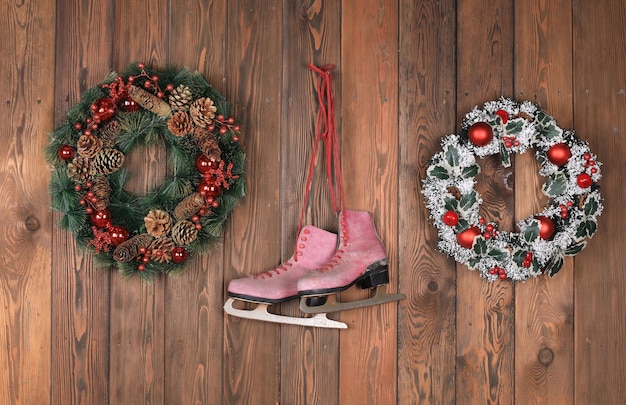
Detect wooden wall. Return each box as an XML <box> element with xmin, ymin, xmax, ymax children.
<box><xmin>1</xmin><ymin>0</ymin><xmax>625</xmax><ymax>403</ymax></box>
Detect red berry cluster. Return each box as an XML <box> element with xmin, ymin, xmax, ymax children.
<box><xmin>482</xmin><ymin>223</ymin><xmax>498</xmax><ymax>239</ymax></box>
<box><xmin>502</xmin><ymin>135</ymin><xmax>520</xmax><ymax>149</ymax></box>
<box><xmin>522</xmin><ymin>251</ymin><xmax>533</xmax><ymax>268</ymax></box>
<box><xmin>489</xmin><ymin>266</ymin><xmax>507</xmax><ymax>279</ymax></box>
<box><xmin>583</xmin><ymin>152</ymin><xmax>597</xmax><ymax>174</ymax></box>
<box><xmin>208</xmin><ymin>114</ymin><xmax>241</xmax><ymax>142</ymax></box>
<box><xmin>559</xmin><ymin>201</ymin><xmax>574</xmax><ymax>218</ymax></box>
<box><xmin>75</xmin><ymin>181</ymin><xmax>100</xmax><ymax>214</ymax></box>
<box><xmin>127</xmin><ymin>62</ymin><xmax>169</xmax><ymax>98</ymax></box>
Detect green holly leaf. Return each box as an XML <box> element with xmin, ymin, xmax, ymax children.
<box><xmin>428</xmin><ymin>165</ymin><xmax>450</xmax><ymax>180</ymax></box>
<box><xmin>468</xmin><ymin>256</ymin><xmax>482</xmax><ymax>269</ymax></box>
<box><xmin>565</xmin><ymin>241</ymin><xmax>587</xmax><ymax>255</ymax></box>
<box><xmin>487</xmin><ymin>248</ymin><xmax>508</xmax><ymax>261</ymax></box>
<box><xmin>512</xmin><ymin>249</ymin><xmax>527</xmax><ymax>266</ymax></box>
<box><xmin>540</xmin><ymin>122</ymin><xmax>563</xmax><ymax>139</ymax></box>
<box><xmin>524</xmin><ymin>221</ymin><xmax>540</xmax><ymax>243</ymax></box>
<box><xmin>454</xmin><ymin>218</ymin><xmax>470</xmax><ymax>233</ymax></box>
<box><xmin>461</xmin><ymin>164</ymin><xmax>480</xmax><ymax>179</ymax></box>
<box><xmin>546</xmin><ymin>253</ymin><xmax>565</xmax><ymax>277</ymax></box>
<box><xmin>584</xmin><ymin>196</ymin><xmax>600</xmax><ymax>217</ymax></box>
<box><xmin>444</xmin><ymin>195</ymin><xmax>459</xmax><ymax>211</ymax></box>
<box><xmin>459</xmin><ymin>190</ymin><xmax>478</xmax><ymax>212</ymax></box>
<box><xmin>542</xmin><ymin>172</ymin><xmax>568</xmax><ymax>197</ymax></box>
<box><xmin>444</xmin><ymin>145</ymin><xmax>460</xmax><ymax>167</ymax></box>
<box><xmin>500</xmin><ymin>143</ymin><xmax>511</xmax><ymax>168</ymax></box>
<box><xmin>505</xmin><ymin>119</ymin><xmax>523</xmax><ymax>135</ymax></box>
<box><xmin>473</xmin><ymin>237</ymin><xmax>488</xmax><ymax>256</ymax></box>
<box><xmin>536</xmin><ymin>111</ymin><xmax>552</xmax><ymax>125</ymax></box>
<box><xmin>575</xmin><ymin>220</ymin><xmax>597</xmax><ymax>239</ymax></box>
<box><xmin>585</xmin><ymin>220</ymin><xmax>597</xmax><ymax>237</ymax></box>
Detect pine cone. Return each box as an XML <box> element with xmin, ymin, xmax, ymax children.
<box><xmin>99</xmin><ymin>120</ymin><xmax>121</xmax><ymax>148</ymax></box>
<box><xmin>92</xmin><ymin>148</ymin><xmax>125</xmax><ymax>175</ymax></box>
<box><xmin>169</xmin><ymin>84</ymin><xmax>193</xmax><ymax>111</ymax></box>
<box><xmin>148</xmin><ymin>237</ymin><xmax>175</xmax><ymax>263</ymax></box>
<box><xmin>167</xmin><ymin>111</ymin><xmax>194</xmax><ymax>137</ymax></box>
<box><xmin>66</xmin><ymin>156</ymin><xmax>92</xmax><ymax>183</ymax></box>
<box><xmin>77</xmin><ymin>134</ymin><xmax>103</xmax><ymax>158</ymax></box>
<box><xmin>91</xmin><ymin>176</ymin><xmax>111</xmax><ymax>211</ymax></box>
<box><xmin>113</xmin><ymin>233</ymin><xmax>153</xmax><ymax>262</ymax></box>
<box><xmin>171</xmin><ymin>219</ymin><xmax>198</xmax><ymax>245</ymax></box>
<box><xmin>144</xmin><ymin>209</ymin><xmax>173</xmax><ymax>237</ymax></box>
<box><xmin>192</xmin><ymin>127</ymin><xmax>221</xmax><ymax>161</ymax></box>
<box><xmin>128</xmin><ymin>85</ymin><xmax>172</xmax><ymax>118</ymax></box>
<box><xmin>189</xmin><ymin>97</ymin><xmax>217</xmax><ymax>128</ymax></box>
<box><xmin>174</xmin><ymin>192</ymin><xmax>206</xmax><ymax>220</ymax></box>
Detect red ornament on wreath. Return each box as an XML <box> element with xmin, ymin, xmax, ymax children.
<box><xmin>198</xmin><ymin>179</ymin><xmax>222</xmax><ymax>199</ymax></box>
<box><xmin>90</xmin><ymin>97</ymin><xmax>117</xmax><ymax>122</ymax></box>
<box><xmin>547</xmin><ymin>143</ymin><xmax>572</xmax><ymax>166</ymax></box>
<box><xmin>57</xmin><ymin>144</ymin><xmax>75</xmax><ymax>161</ymax></box>
<box><xmin>171</xmin><ymin>246</ymin><xmax>188</xmax><ymax>264</ymax></box>
<box><xmin>495</xmin><ymin>109</ymin><xmax>509</xmax><ymax>124</ymax></box>
<box><xmin>443</xmin><ymin>210</ymin><xmax>459</xmax><ymax>226</ymax></box>
<box><xmin>108</xmin><ymin>225</ymin><xmax>129</xmax><ymax>247</ymax></box>
<box><xmin>468</xmin><ymin>122</ymin><xmax>494</xmax><ymax>147</ymax></box>
<box><xmin>90</xmin><ymin>209</ymin><xmax>112</xmax><ymax>228</ymax></box>
<box><xmin>577</xmin><ymin>172</ymin><xmax>592</xmax><ymax>188</ymax></box>
<box><xmin>195</xmin><ymin>154</ymin><xmax>218</xmax><ymax>174</ymax></box>
<box><xmin>535</xmin><ymin>216</ymin><xmax>556</xmax><ymax>240</ymax></box>
<box><xmin>456</xmin><ymin>226</ymin><xmax>481</xmax><ymax>249</ymax></box>
<box><xmin>117</xmin><ymin>95</ymin><xmax>141</xmax><ymax>112</ymax></box>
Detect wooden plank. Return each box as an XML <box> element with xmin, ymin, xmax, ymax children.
<box><xmin>223</xmin><ymin>2</ymin><xmax>283</xmax><ymax>404</ymax></box>
<box><xmin>108</xmin><ymin>1</ymin><xmax>168</xmax><ymax>403</ymax></box>
<box><xmin>279</xmin><ymin>1</ymin><xmax>342</xmax><ymax>404</ymax></box>
<box><xmin>455</xmin><ymin>0</ymin><xmax>515</xmax><ymax>403</ymax></box>
<box><xmin>398</xmin><ymin>0</ymin><xmax>457</xmax><ymax>403</ymax></box>
<box><xmin>339</xmin><ymin>0</ymin><xmax>399</xmax><ymax>404</ymax></box>
<box><xmin>513</xmin><ymin>0</ymin><xmax>575</xmax><ymax>403</ymax></box>
<box><xmin>573</xmin><ymin>1</ymin><xmax>626</xmax><ymax>403</ymax></box>
<box><xmin>0</xmin><ymin>0</ymin><xmax>55</xmax><ymax>404</ymax></box>
<box><xmin>50</xmin><ymin>1</ymin><xmax>115</xmax><ymax>404</ymax></box>
<box><xmin>164</xmin><ymin>2</ymin><xmax>227</xmax><ymax>404</ymax></box>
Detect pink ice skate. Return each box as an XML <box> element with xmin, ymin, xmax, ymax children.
<box><xmin>298</xmin><ymin>210</ymin><xmax>405</xmax><ymax>314</ymax></box>
<box><xmin>224</xmin><ymin>225</ymin><xmax>348</xmax><ymax>328</ymax></box>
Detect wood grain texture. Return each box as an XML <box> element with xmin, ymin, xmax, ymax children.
<box><xmin>455</xmin><ymin>0</ymin><xmax>515</xmax><ymax>403</ymax></box>
<box><xmin>280</xmin><ymin>1</ymin><xmax>341</xmax><ymax>404</ymax></box>
<box><xmin>0</xmin><ymin>0</ymin><xmax>55</xmax><ymax>404</ymax></box>
<box><xmin>573</xmin><ymin>1</ymin><xmax>626</xmax><ymax>403</ymax></box>
<box><xmin>514</xmin><ymin>0</ymin><xmax>575</xmax><ymax>403</ymax></box>
<box><xmin>340</xmin><ymin>0</ymin><xmax>399</xmax><ymax>404</ymax></box>
<box><xmin>223</xmin><ymin>1</ymin><xmax>283</xmax><ymax>404</ymax></box>
<box><xmin>398</xmin><ymin>0</ymin><xmax>457</xmax><ymax>403</ymax></box>
<box><xmin>164</xmin><ymin>2</ymin><xmax>227</xmax><ymax>404</ymax></box>
<box><xmin>108</xmin><ymin>1</ymin><xmax>168</xmax><ymax>403</ymax></box>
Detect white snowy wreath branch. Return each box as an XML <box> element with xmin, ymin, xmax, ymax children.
<box><xmin>423</xmin><ymin>98</ymin><xmax>603</xmax><ymax>281</ymax></box>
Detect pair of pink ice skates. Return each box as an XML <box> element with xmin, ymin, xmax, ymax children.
<box><xmin>224</xmin><ymin>210</ymin><xmax>404</xmax><ymax>329</ymax></box>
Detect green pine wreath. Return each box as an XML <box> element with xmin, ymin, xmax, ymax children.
<box><xmin>423</xmin><ymin>98</ymin><xmax>602</xmax><ymax>281</ymax></box>
<box><xmin>46</xmin><ymin>63</ymin><xmax>245</xmax><ymax>281</ymax></box>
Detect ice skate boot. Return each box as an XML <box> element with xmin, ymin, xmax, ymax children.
<box><xmin>298</xmin><ymin>210</ymin><xmax>405</xmax><ymax>314</ymax></box>
<box><xmin>224</xmin><ymin>225</ymin><xmax>347</xmax><ymax>328</ymax></box>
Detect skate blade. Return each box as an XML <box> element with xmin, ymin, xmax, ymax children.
<box><xmin>223</xmin><ymin>298</ymin><xmax>347</xmax><ymax>329</ymax></box>
<box><xmin>299</xmin><ymin>285</ymin><xmax>405</xmax><ymax>314</ymax></box>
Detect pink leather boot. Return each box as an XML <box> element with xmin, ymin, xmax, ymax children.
<box><xmin>227</xmin><ymin>225</ymin><xmax>337</xmax><ymax>303</ymax></box>
<box><xmin>297</xmin><ymin>210</ymin><xmax>389</xmax><ymax>296</ymax></box>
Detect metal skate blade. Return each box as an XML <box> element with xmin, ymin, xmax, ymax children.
<box><xmin>299</xmin><ymin>285</ymin><xmax>405</xmax><ymax>314</ymax></box>
<box><xmin>223</xmin><ymin>298</ymin><xmax>347</xmax><ymax>329</ymax></box>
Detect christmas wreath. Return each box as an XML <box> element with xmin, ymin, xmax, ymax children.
<box><xmin>423</xmin><ymin>98</ymin><xmax>603</xmax><ymax>281</ymax></box>
<box><xmin>46</xmin><ymin>63</ymin><xmax>245</xmax><ymax>280</ymax></box>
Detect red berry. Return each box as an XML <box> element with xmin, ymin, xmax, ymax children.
<box><xmin>191</xmin><ymin>215</ymin><xmax>200</xmax><ymax>223</ymax></box>
<box><xmin>583</xmin><ymin>152</ymin><xmax>591</xmax><ymax>160</ymax></box>
<box><xmin>138</xmin><ymin>62</ymin><xmax>145</xmax><ymax>69</ymax></box>
<box><xmin>157</xmin><ymin>91</ymin><xmax>164</xmax><ymax>98</ymax></box>
<box><xmin>591</xmin><ymin>167</ymin><xmax>598</xmax><ymax>174</ymax></box>
<box><xmin>442</xmin><ymin>210</ymin><xmax>459</xmax><ymax>226</ymax></box>
<box><xmin>144</xmin><ymin>80</ymin><xmax>152</xmax><ymax>88</ymax></box>
<box><xmin>577</xmin><ymin>172</ymin><xmax>593</xmax><ymax>188</ymax></box>
<box><xmin>217</xmin><ymin>114</ymin><xmax>225</xmax><ymax>121</ymax></box>
<box><xmin>151</xmin><ymin>75</ymin><xmax>159</xmax><ymax>82</ymax></box>
<box><xmin>74</xmin><ymin>122</ymin><xmax>83</xmax><ymax>130</ymax></box>
<box><xmin>166</xmin><ymin>84</ymin><xmax>174</xmax><ymax>91</ymax></box>
<box><xmin>499</xmin><ymin>273</ymin><xmax>507</xmax><ymax>280</ymax></box>
<box><xmin>228</xmin><ymin>117</ymin><xmax>235</xmax><ymax>124</ymax></box>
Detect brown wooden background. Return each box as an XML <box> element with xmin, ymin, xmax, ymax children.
<box><xmin>1</xmin><ymin>0</ymin><xmax>625</xmax><ymax>404</ymax></box>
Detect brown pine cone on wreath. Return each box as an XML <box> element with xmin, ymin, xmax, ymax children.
<box><xmin>113</xmin><ymin>233</ymin><xmax>153</xmax><ymax>262</ymax></box>
<box><xmin>99</xmin><ymin>120</ymin><xmax>121</xmax><ymax>148</ymax></box>
<box><xmin>66</xmin><ymin>156</ymin><xmax>92</xmax><ymax>183</ymax></box>
<box><xmin>148</xmin><ymin>237</ymin><xmax>176</xmax><ymax>263</ymax></box>
<box><xmin>168</xmin><ymin>84</ymin><xmax>193</xmax><ymax>111</ymax></box>
<box><xmin>173</xmin><ymin>192</ymin><xmax>206</xmax><ymax>221</ymax></box>
<box><xmin>92</xmin><ymin>148</ymin><xmax>124</xmax><ymax>175</ymax></box>
<box><xmin>167</xmin><ymin>111</ymin><xmax>194</xmax><ymax>137</ymax></box>
<box><xmin>144</xmin><ymin>209</ymin><xmax>173</xmax><ymax>237</ymax></box>
<box><xmin>128</xmin><ymin>85</ymin><xmax>172</xmax><ymax>118</ymax></box>
<box><xmin>192</xmin><ymin>127</ymin><xmax>221</xmax><ymax>161</ymax></box>
<box><xmin>76</xmin><ymin>134</ymin><xmax>103</xmax><ymax>158</ymax></box>
<box><xmin>189</xmin><ymin>97</ymin><xmax>217</xmax><ymax>128</ymax></box>
<box><xmin>90</xmin><ymin>176</ymin><xmax>111</xmax><ymax>211</ymax></box>
<box><xmin>171</xmin><ymin>219</ymin><xmax>199</xmax><ymax>246</ymax></box>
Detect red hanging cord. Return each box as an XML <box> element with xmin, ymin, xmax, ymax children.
<box><xmin>294</xmin><ymin>64</ymin><xmax>345</xmax><ymax>260</ymax></box>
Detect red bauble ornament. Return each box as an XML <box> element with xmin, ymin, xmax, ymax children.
<box><xmin>117</xmin><ymin>96</ymin><xmax>141</xmax><ymax>112</ymax></box>
<box><xmin>495</xmin><ymin>109</ymin><xmax>509</xmax><ymax>124</ymax></box>
<box><xmin>90</xmin><ymin>97</ymin><xmax>117</xmax><ymax>122</ymax></box>
<box><xmin>171</xmin><ymin>246</ymin><xmax>188</xmax><ymax>264</ymax></box>
<box><xmin>58</xmin><ymin>144</ymin><xmax>75</xmax><ymax>161</ymax></box>
<box><xmin>108</xmin><ymin>225</ymin><xmax>129</xmax><ymax>247</ymax></box>
<box><xmin>90</xmin><ymin>209</ymin><xmax>112</xmax><ymax>228</ymax></box>
<box><xmin>467</xmin><ymin>122</ymin><xmax>494</xmax><ymax>147</ymax></box>
<box><xmin>577</xmin><ymin>172</ymin><xmax>592</xmax><ymax>188</ymax></box>
<box><xmin>443</xmin><ymin>210</ymin><xmax>459</xmax><ymax>226</ymax></box>
<box><xmin>456</xmin><ymin>226</ymin><xmax>481</xmax><ymax>249</ymax></box>
<box><xmin>195</xmin><ymin>154</ymin><xmax>218</xmax><ymax>174</ymax></box>
<box><xmin>535</xmin><ymin>216</ymin><xmax>556</xmax><ymax>240</ymax></box>
<box><xmin>198</xmin><ymin>180</ymin><xmax>222</xmax><ymax>199</ymax></box>
<box><xmin>547</xmin><ymin>143</ymin><xmax>572</xmax><ymax>166</ymax></box>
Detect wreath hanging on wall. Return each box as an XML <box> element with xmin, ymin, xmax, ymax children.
<box><xmin>423</xmin><ymin>98</ymin><xmax>602</xmax><ymax>281</ymax></box>
<box><xmin>46</xmin><ymin>63</ymin><xmax>246</xmax><ymax>280</ymax></box>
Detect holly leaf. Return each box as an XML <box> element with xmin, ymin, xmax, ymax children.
<box><xmin>487</xmin><ymin>248</ymin><xmax>508</xmax><ymax>261</ymax></box>
<box><xmin>505</xmin><ymin>119</ymin><xmax>523</xmax><ymax>135</ymax></box>
<box><xmin>459</xmin><ymin>190</ymin><xmax>478</xmax><ymax>212</ymax></box>
<box><xmin>461</xmin><ymin>164</ymin><xmax>480</xmax><ymax>179</ymax></box>
<box><xmin>524</xmin><ymin>221</ymin><xmax>540</xmax><ymax>243</ymax></box>
<box><xmin>468</xmin><ymin>256</ymin><xmax>482</xmax><ymax>269</ymax></box>
<box><xmin>444</xmin><ymin>195</ymin><xmax>459</xmax><ymax>211</ymax></box>
<box><xmin>546</xmin><ymin>253</ymin><xmax>565</xmax><ymax>277</ymax></box>
<box><xmin>512</xmin><ymin>249</ymin><xmax>528</xmax><ymax>266</ymax></box>
<box><xmin>542</xmin><ymin>172</ymin><xmax>568</xmax><ymax>197</ymax></box>
<box><xmin>536</xmin><ymin>111</ymin><xmax>552</xmax><ymax>126</ymax></box>
<box><xmin>473</xmin><ymin>237</ymin><xmax>488</xmax><ymax>256</ymax></box>
<box><xmin>500</xmin><ymin>143</ymin><xmax>511</xmax><ymax>167</ymax></box>
<box><xmin>565</xmin><ymin>241</ymin><xmax>587</xmax><ymax>255</ymax></box>
<box><xmin>454</xmin><ymin>218</ymin><xmax>470</xmax><ymax>233</ymax></box>
<box><xmin>540</xmin><ymin>122</ymin><xmax>563</xmax><ymax>139</ymax></box>
<box><xmin>575</xmin><ymin>219</ymin><xmax>597</xmax><ymax>239</ymax></box>
<box><xmin>428</xmin><ymin>165</ymin><xmax>450</xmax><ymax>180</ymax></box>
<box><xmin>444</xmin><ymin>145</ymin><xmax>460</xmax><ymax>167</ymax></box>
<box><xmin>584</xmin><ymin>195</ymin><xmax>600</xmax><ymax>217</ymax></box>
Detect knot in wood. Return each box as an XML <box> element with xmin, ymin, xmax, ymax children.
<box><xmin>25</xmin><ymin>215</ymin><xmax>40</xmax><ymax>232</ymax></box>
<box><xmin>538</xmin><ymin>347</ymin><xmax>554</xmax><ymax>366</ymax></box>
